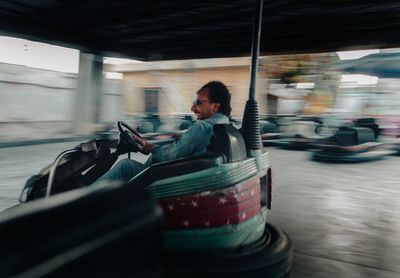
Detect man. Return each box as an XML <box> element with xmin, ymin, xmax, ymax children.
<box><xmin>94</xmin><ymin>80</ymin><xmax>231</xmax><ymax>184</ymax></box>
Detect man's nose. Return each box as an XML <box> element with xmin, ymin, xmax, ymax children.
<box><xmin>191</xmin><ymin>104</ymin><xmax>197</xmax><ymax>112</ymax></box>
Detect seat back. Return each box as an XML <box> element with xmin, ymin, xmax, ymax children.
<box><xmin>334</xmin><ymin>126</ymin><xmax>376</xmax><ymax>145</ymax></box>
<box><xmin>206</xmin><ymin>124</ymin><xmax>247</xmax><ymax>162</ymax></box>
<box><xmin>354</xmin><ymin>118</ymin><xmax>380</xmax><ymax>138</ymax></box>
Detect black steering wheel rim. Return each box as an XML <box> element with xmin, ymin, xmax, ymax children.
<box><xmin>117</xmin><ymin>121</ymin><xmax>143</xmax><ymax>139</ymax></box>
<box><xmin>117</xmin><ymin>121</ymin><xmax>148</xmax><ymax>154</ymax></box>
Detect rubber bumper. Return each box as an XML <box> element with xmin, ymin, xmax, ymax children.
<box><xmin>161</xmin><ymin>223</ymin><xmax>293</xmax><ymax>278</ymax></box>
<box><xmin>312</xmin><ymin>149</ymin><xmax>391</xmax><ymax>162</ymax></box>
<box><xmin>158</xmin><ymin>176</ymin><xmax>261</xmax><ymax>229</ymax></box>
<box><xmin>162</xmin><ymin>210</ymin><xmax>266</xmax><ymax>250</ymax></box>
<box><xmin>276</xmin><ymin>139</ymin><xmax>313</xmax><ymax>150</ymax></box>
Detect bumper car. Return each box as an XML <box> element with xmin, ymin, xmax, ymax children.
<box><xmin>13</xmin><ymin>120</ymin><xmax>292</xmax><ymax>278</ymax></box>
<box><xmin>312</xmin><ymin>126</ymin><xmax>393</xmax><ymax>162</ymax></box>
<box><xmin>267</xmin><ymin>120</ymin><xmax>332</xmax><ymax>150</ymax></box>
<box><xmin>260</xmin><ymin>115</ymin><xmax>299</xmax><ymax>147</ymax></box>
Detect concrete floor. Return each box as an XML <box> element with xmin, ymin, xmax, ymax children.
<box><xmin>0</xmin><ymin>143</ymin><xmax>399</xmax><ymax>277</ymax></box>
<box><xmin>267</xmin><ymin>148</ymin><xmax>400</xmax><ymax>278</ymax></box>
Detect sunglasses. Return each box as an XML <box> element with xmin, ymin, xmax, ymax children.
<box><xmin>193</xmin><ymin>98</ymin><xmax>210</xmax><ymax>107</ymax></box>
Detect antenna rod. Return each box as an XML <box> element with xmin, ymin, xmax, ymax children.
<box><xmin>241</xmin><ymin>0</ymin><xmax>264</xmax><ymax>152</ymax></box>
<box><xmin>249</xmin><ymin>0</ymin><xmax>263</xmax><ymax>100</ymax></box>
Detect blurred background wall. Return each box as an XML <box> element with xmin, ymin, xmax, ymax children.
<box><xmin>114</xmin><ymin>57</ymin><xmax>269</xmax><ymax>118</ymax></box>
<box><xmin>1</xmin><ymin>40</ymin><xmax>400</xmax><ymax>141</ymax></box>
<box><xmin>0</xmin><ymin>62</ymin><xmax>126</xmax><ymax>140</ymax></box>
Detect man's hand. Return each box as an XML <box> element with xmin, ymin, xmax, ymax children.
<box><xmin>132</xmin><ymin>134</ymin><xmax>154</xmax><ymax>154</ymax></box>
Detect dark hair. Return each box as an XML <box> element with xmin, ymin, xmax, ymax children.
<box><xmin>200</xmin><ymin>81</ymin><xmax>232</xmax><ymax>116</ymax></box>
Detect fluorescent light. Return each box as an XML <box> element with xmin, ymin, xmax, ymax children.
<box><xmin>336</xmin><ymin>49</ymin><xmax>379</xmax><ymax>60</ymax></box>
<box><xmin>340</xmin><ymin>74</ymin><xmax>378</xmax><ymax>87</ymax></box>
<box><xmin>104</xmin><ymin>57</ymin><xmax>143</xmax><ymax>65</ymax></box>
<box><xmin>104</xmin><ymin>72</ymin><xmax>123</xmax><ymax>79</ymax></box>
<box><xmin>295</xmin><ymin>82</ymin><xmax>315</xmax><ymax>89</ymax></box>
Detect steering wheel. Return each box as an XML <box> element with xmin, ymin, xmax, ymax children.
<box><xmin>117</xmin><ymin>121</ymin><xmax>149</xmax><ymax>155</ymax></box>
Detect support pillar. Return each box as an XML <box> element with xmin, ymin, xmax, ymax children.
<box><xmin>73</xmin><ymin>53</ymin><xmax>103</xmax><ymax>135</ymax></box>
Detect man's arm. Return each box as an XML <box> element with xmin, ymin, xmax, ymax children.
<box><xmin>149</xmin><ymin>121</ymin><xmax>213</xmax><ymax>163</ymax></box>
<box><xmin>131</xmin><ymin>134</ymin><xmax>154</xmax><ymax>154</ymax></box>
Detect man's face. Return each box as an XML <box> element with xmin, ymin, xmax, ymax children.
<box><xmin>191</xmin><ymin>88</ymin><xmax>220</xmax><ymax>120</ymax></box>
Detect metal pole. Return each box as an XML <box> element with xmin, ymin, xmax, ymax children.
<box><xmin>249</xmin><ymin>0</ymin><xmax>263</xmax><ymax>100</ymax></box>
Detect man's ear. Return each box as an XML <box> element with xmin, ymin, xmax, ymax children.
<box><xmin>212</xmin><ymin>102</ymin><xmax>221</xmax><ymax>112</ymax></box>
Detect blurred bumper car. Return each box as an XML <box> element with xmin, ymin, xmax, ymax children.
<box><xmin>260</xmin><ymin>120</ymin><xmax>282</xmax><ymax>146</ymax></box>
<box><xmin>312</xmin><ymin>126</ymin><xmax>393</xmax><ymax>162</ymax></box>
<box><xmin>260</xmin><ymin>115</ymin><xmax>298</xmax><ymax>147</ymax></box>
<box><xmin>2</xmin><ymin>182</ymin><xmax>163</xmax><ymax>278</ymax></box>
<box><xmin>267</xmin><ymin>120</ymin><xmax>332</xmax><ymax>150</ymax></box>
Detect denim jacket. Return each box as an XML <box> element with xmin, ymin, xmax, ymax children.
<box><xmin>146</xmin><ymin>112</ymin><xmax>229</xmax><ymax>165</ymax></box>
